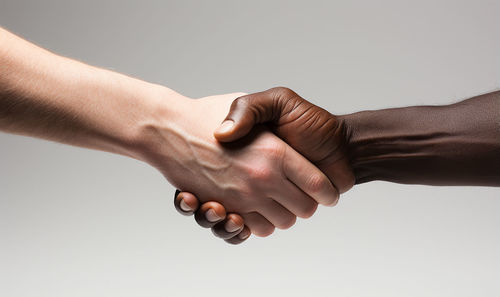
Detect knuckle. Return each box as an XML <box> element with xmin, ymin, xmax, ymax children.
<box><xmin>306</xmin><ymin>174</ymin><xmax>330</xmax><ymax>194</ymax></box>
<box><xmin>261</xmin><ymin>140</ymin><xmax>286</xmax><ymax>159</ymax></box>
<box><xmin>247</xmin><ymin>164</ymin><xmax>273</xmax><ymax>181</ymax></box>
<box><xmin>270</xmin><ymin>86</ymin><xmax>296</xmax><ymax>99</ymax></box>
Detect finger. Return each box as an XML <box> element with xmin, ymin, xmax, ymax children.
<box><xmin>257</xmin><ymin>199</ymin><xmax>297</xmax><ymax>229</ymax></box>
<box><xmin>225</xmin><ymin>225</ymin><xmax>251</xmax><ymax>245</ymax></box>
<box><xmin>174</xmin><ymin>190</ymin><xmax>200</xmax><ymax>216</ymax></box>
<box><xmin>241</xmin><ymin>212</ymin><xmax>275</xmax><ymax>237</ymax></box>
<box><xmin>271</xmin><ymin>181</ymin><xmax>319</xmax><ymax>219</ymax></box>
<box><xmin>194</xmin><ymin>201</ymin><xmax>227</xmax><ymax>228</ymax></box>
<box><xmin>211</xmin><ymin>213</ymin><xmax>245</xmax><ymax>239</ymax></box>
<box><xmin>318</xmin><ymin>157</ymin><xmax>356</xmax><ymax>194</ymax></box>
<box><xmin>214</xmin><ymin>90</ymin><xmax>278</xmax><ymax>142</ymax></box>
<box><xmin>283</xmin><ymin>145</ymin><xmax>339</xmax><ymax>206</ymax></box>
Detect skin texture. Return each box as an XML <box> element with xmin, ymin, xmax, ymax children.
<box><xmin>176</xmin><ymin>88</ymin><xmax>500</xmax><ymax>244</ymax></box>
<box><xmin>0</xmin><ymin>28</ymin><xmax>339</xmax><ymax>238</ymax></box>
<box><xmin>343</xmin><ymin>92</ymin><xmax>500</xmax><ymax>186</ymax></box>
<box><xmin>146</xmin><ymin>93</ymin><xmax>339</xmax><ymax>236</ymax></box>
<box><xmin>214</xmin><ymin>87</ymin><xmax>356</xmax><ymax>194</ymax></box>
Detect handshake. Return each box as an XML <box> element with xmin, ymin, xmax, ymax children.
<box><xmin>156</xmin><ymin>87</ymin><xmax>500</xmax><ymax>245</ymax></box>
<box><xmin>1</xmin><ymin>28</ymin><xmax>498</xmax><ymax>245</ymax></box>
<box><xmin>167</xmin><ymin>87</ymin><xmax>356</xmax><ymax>244</ymax></box>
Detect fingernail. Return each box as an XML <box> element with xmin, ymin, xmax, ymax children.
<box><xmin>205</xmin><ymin>209</ymin><xmax>222</xmax><ymax>222</ymax></box>
<box><xmin>215</xmin><ymin>120</ymin><xmax>234</xmax><ymax>134</ymax></box>
<box><xmin>238</xmin><ymin>230</ymin><xmax>250</xmax><ymax>240</ymax></box>
<box><xmin>179</xmin><ymin>199</ymin><xmax>193</xmax><ymax>212</ymax></box>
<box><xmin>225</xmin><ymin>220</ymin><xmax>242</xmax><ymax>233</ymax></box>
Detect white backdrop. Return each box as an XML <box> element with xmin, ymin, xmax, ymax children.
<box><xmin>1</xmin><ymin>1</ymin><xmax>499</xmax><ymax>296</ymax></box>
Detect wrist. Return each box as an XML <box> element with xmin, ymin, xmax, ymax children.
<box><xmin>338</xmin><ymin>110</ymin><xmax>378</xmax><ymax>184</ymax></box>
<box><xmin>125</xmin><ymin>82</ymin><xmax>193</xmax><ymax>163</ymax></box>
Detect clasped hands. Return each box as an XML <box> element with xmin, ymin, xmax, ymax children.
<box><xmin>152</xmin><ymin>87</ymin><xmax>356</xmax><ymax>244</ymax></box>
<box><xmin>1</xmin><ymin>28</ymin><xmax>498</xmax><ymax>246</ymax></box>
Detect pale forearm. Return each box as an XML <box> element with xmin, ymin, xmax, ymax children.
<box><xmin>0</xmin><ymin>27</ymin><xmax>187</xmax><ymax>159</ymax></box>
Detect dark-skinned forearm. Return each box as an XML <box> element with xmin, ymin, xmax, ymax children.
<box><xmin>340</xmin><ymin>91</ymin><xmax>500</xmax><ymax>186</ymax></box>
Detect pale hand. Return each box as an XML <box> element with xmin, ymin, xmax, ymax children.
<box><xmin>139</xmin><ymin>92</ymin><xmax>338</xmax><ymax>236</ymax></box>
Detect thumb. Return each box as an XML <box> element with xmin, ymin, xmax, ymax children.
<box><xmin>214</xmin><ymin>91</ymin><xmax>277</xmax><ymax>142</ymax></box>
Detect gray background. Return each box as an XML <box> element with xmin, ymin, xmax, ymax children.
<box><xmin>1</xmin><ymin>0</ymin><xmax>499</xmax><ymax>296</ymax></box>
